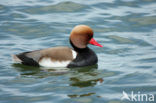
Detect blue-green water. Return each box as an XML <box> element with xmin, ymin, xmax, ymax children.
<box><xmin>0</xmin><ymin>0</ymin><xmax>156</xmax><ymax>103</ymax></box>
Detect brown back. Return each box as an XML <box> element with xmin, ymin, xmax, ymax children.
<box><xmin>40</xmin><ymin>47</ymin><xmax>74</xmax><ymax>61</ymax></box>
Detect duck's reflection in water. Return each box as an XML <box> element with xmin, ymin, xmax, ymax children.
<box><xmin>13</xmin><ymin>64</ymin><xmax>104</xmax><ymax>98</ymax></box>
<box><xmin>13</xmin><ymin>64</ymin><xmax>103</xmax><ymax>84</ymax></box>
<box><xmin>67</xmin><ymin>65</ymin><xmax>104</xmax><ymax>98</ymax></box>
<box><xmin>69</xmin><ymin>65</ymin><xmax>104</xmax><ymax>87</ymax></box>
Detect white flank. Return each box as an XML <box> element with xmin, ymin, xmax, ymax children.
<box><xmin>72</xmin><ymin>50</ymin><xmax>77</xmax><ymax>59</ymax></box>
<box><xmin>39</xmin><ymin>58</ymin><xmax>71</xmax><ymax>68</ymax></box>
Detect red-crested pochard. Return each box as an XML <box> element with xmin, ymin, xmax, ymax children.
<box><xmin>12</xmin><ymin>25</ymin><xmax>103</xmax><ymax>68</ymax></box>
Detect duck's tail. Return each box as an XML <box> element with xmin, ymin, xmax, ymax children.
<box><xmin>12</xmin><ymin>54</ymin><xmax>22</xmax><ymax>63</ymax></box>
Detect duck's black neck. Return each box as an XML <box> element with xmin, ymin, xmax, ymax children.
<box><xmin>70</xmin><ymin>40</ymin><xmax>89</xmax><ymax>52</ymax></box>
<box><xmin>68</xmin><ymin>40</ymin><xmax>98</xmax><ymax>68</ymax></box>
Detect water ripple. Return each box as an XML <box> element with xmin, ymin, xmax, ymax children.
<box><xmin>0</xmin><ymin>0</ymin><xmax>156</xmax><ymax>103</ymax></box>
<box><xmin>21</xmin><ymin>2</ymin><xmax>88</xmax><ymax>14</ymax></box>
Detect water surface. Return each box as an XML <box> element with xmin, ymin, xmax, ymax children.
<box><xmin>0</xmin><ymin>0</ymin><xmax>156</xmax><ymax>103</ymax></box>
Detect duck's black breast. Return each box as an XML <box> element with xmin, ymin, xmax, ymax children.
<box><xmin>67</xmin><ymin>44</ymin><xmax>98</xmax><ymax>68</ymax></box>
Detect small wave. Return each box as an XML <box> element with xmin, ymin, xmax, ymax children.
<box><xmin>21</xmin><ymin>1</ymin><xmax>88</xmax><ymax>14</ymax></box>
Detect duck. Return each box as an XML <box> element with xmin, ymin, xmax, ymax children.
<box><xmin>12</xmin><ymin>25</ymin><xmax>103</xmax><ymax>68</ymax></box>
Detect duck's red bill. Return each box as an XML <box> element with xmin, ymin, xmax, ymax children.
<box><xmin>89</xmin><ymin>38</ymin><xmax>103</xmax><ymax>47</ymax></box>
